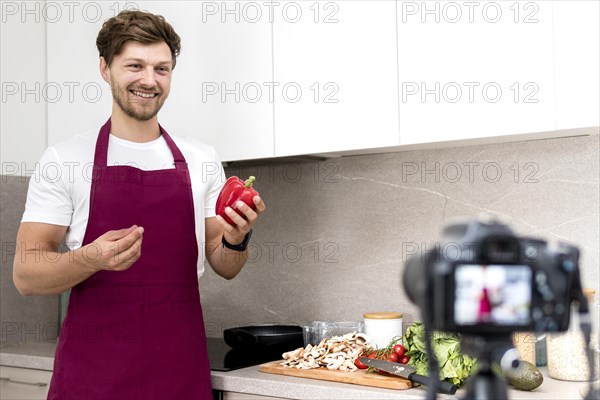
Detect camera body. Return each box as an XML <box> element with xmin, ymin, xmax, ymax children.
<box><xmin>403</xmin><ymin>218</ymin><xmax>581</xmax><ymax>335</ymax></box>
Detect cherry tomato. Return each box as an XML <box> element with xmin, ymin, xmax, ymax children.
<box><xmin>399</xmin><ymin>356</ymin><xmax>411</xmax><ymax>364</ymax></box>
<box><xmin>387</xmin><ymin>352</ymin><xmax>399</xmax><ymax>363</ymax></box>
<box><xmin>393</xmin><ymin>344</ymin><xmax>407</xmax><ymax>358</ymax></box>
<box><xmin>354</xmin><ymin>357</ymin><xmax>368</xmax><ymax>369</ymax></box>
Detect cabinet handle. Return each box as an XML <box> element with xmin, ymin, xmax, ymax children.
<box><xmin>0</xmin><ymin>376</ymin><xmax>48</xmax><ymax>387</ymax></box>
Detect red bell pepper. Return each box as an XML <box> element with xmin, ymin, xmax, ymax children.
<box><xmin>215</xmin><ymin>176</ymin><xmax>260</xmax><ymax>226</ymax></box>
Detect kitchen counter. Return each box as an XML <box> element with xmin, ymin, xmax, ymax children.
<box><xmin>1</xmin><ymin>342</ymin><xmax>594</xmax><ymax>399</ymax></box>
<box><xmin>211</xmin><ymin>366</ymin><xmax>426</xmax><ymax>399</ymax></box>
<box><xmin>211</xmin><ymin>365</ymin><xmax>592</xmax><ymax>400</ymax></box>
<box><xmin>0</xmin><ymin>342</ymin><xmax>56</xmax><ymax>371</ymax></box>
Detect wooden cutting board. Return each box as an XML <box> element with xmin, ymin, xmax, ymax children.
<box><xmin>259</xmin><ymin>360</ymin><xmax>414</xmax><ymax>390</ymax></box>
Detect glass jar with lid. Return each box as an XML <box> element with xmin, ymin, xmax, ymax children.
<box><xmin>547</xmin><ymin>288</ymin><xmax>599</xmax><ymax>381</ymax></box>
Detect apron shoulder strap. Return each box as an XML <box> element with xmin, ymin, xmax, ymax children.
<box><xmin>159</xmin><ymin>125</ymin><xmax>188</xmax><ymax>169</ymax></box>
<box><xmin>93</xmin><ymin>118</ymin><xmax>112</xmax><ymax>168</ymax></box>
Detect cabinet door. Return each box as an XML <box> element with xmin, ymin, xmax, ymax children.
<box><xmin>46</xmin><ymin>2</ymin><xmax>119</xmax><ymax>145</ymax></box>
<box><xmin>553</xmin><ymin>1</ymin><xmax>600</xmax><ymax>130</ymax></box>
<box><xmin>0</xmin><ymin>1</ymin><xmax>47</xmax><ymax>168</ymax></box>
<box><xmin>178</xmin><ymin>1</ymin><xmax>274</xmax><ymax>161</ymax></box>
<box><xmin>397</xmin><ymin>1</ymin><xmax>555</xmax><ymax>144</ymax></box>
<box><xmin>0</xmin><ymin>366</ymin><xmax>52</xmax><ymax>400</ymax></box>
<box><xmin>273</xmin><ymin>1</ymin><xmax>399</xmax><ymax>157</ymax></box>
<box><xmin>47</xmin><ymin>2</ymin><xmax>273</xmax><ymax>162</ymax></box>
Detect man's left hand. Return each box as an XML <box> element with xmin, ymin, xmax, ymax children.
<box><xmin>215</xmin><ymin>195</ymin><xmax>266</xmax><ymax>245</ymax></box>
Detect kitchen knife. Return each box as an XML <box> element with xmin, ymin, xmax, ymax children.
<box><xmin>359</xmin><ymin>358</ymin><xmax>457</xmax><ymax>395</ymax></box>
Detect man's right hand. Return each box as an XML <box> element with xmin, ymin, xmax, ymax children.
<box><xmin>14</xmin><ymin>223</ymin><xmax>145</xmax><ymax>296</ymax></box>
<box><xmin>81</xmin><ymin>225</ymin><xmax>144</xmax><ymax>272</ymax></box>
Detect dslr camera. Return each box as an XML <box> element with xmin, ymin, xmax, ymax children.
<box><xmin>403</xmin><ymin>216</ymin><xmax>584</xmax><ymax>335</ymax></box>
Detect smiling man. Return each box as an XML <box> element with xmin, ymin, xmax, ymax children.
<box><xmin>13</xmin><ymin>10</ymin><xmax>265</xmax><ymax>399</ymax></box>
<box><xmin>105</xmin><ymin>40</ymin><xmax>171</xmax><ymax>124</ymax></box>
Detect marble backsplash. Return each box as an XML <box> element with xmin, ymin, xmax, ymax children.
<box><xmin>199</xmin><ymin>132</ymin><xmax>600</xmax><ymax>337</ymax></box>
<box><xmin>1</xmin><ymin>132</ymin><xmax>598</xmax><ymax>343</ymax></box>
<box><xmin>1</xmin><ymin>175</ymin><xmax>59</xmax><ymax>345</ymax></box>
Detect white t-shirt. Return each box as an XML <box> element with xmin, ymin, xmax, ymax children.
<box><xmin>21</xmin><ymin>128</ymin><xmax>226</xmax><ymax>277</ymax></box>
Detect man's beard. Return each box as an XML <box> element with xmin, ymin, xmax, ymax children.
<box><xmin>111</xmin><ymin>83</ymin><xmax>166</xmax><ymax>121</ymax></box>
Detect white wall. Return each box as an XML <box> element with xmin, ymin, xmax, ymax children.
<box><xmin>1</xmin><ymin>0</ymin><xmax>47</xmax><ymax>169</ymax></box>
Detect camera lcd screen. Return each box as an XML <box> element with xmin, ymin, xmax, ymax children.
<box><xmin>454</xmin><ymin>264</ymin><xmax>532</xmax><ymax>326</ymax></box>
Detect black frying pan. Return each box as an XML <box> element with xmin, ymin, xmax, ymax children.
<box><xmin>223</xmin><ymin>325</ymin><xmax>304</xmax><ymax>350</ymax></box>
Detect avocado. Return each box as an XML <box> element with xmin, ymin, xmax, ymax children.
<box><xmin>491</xmin><ymin>362</ymin><xmax>505</xmax><ymax>379</ymax></box>
<box><xmin>506</xmin><ymin>360</ymin><xmax>543</xmax><ymax>391</ymax></box>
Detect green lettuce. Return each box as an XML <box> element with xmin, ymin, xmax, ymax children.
<box><xmin>402</xmin><ymin>322</ymin><xmax>478</xmax><ymax>386</ymax></box>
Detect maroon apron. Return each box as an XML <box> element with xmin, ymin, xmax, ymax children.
<box><xmin>48</xmin><ymin>118</ymin><xmax>213</xmax><ymax>399</ymax></box>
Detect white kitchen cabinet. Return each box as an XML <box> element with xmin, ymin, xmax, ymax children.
<box><xmin>31</xmin><ymin>0</ymin><xmax>598</xmax><ymax>166</ymax></box>
<box><xmin>553</xmin><ymin>1</ymin><xmax>600</xmax><ymax>130</ymax></box>
<box><xmin>0</xmin><ymin>0</ymin><xmax>47</xmax><ymax>169</ymax></box>
<box><xmin>397</xmin><ymin>0</ymin><xmax>556</xmax><ymax>145</ymax></box>
<box><xmin>171</xmin><ymin>1</ymin><xmax>274</xmax><ymax>161</ymax></box>
<box><xmin>47</xmin><ymin>1</ymin><xmax>273</xmax><ymax>162</ymax></box>
<box><xmin>273</xmin><ymin>1</ymin><xmax>400</xmax><ymax>157</ymax></box>
<box><xmin>46</xmin><ymin>1</ymin><xmax>115</xmax><ymax>146</ymax></box>
<box><xmin>0</xmin><ymin>366</ymin><xmax>52</xmax><ymax>400</ymax></box>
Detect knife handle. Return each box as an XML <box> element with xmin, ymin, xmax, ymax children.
<box><xmin>408</xmin><ymin>373</ymin><xmax>457</xmax><ymax>395</ymax></box>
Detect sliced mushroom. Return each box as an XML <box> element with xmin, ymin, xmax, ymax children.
<box><xmin>282</xmin><ymin>347</ymin><xmax>303</xmax><ymax>360</ymax></box>
<box><xmin>331</xmin><ymin>343</ymin><xmax>346</xmax><ymax>353</ymax></box>
<box><xmin>355</xmin><ymin>333</ymin><xmax>370</xmax><ymax>345</ymax></box>
<box><xmin>326</xmin><ymin>356</ymin><xmax>345</xmax><ymax>370</ymax></box>
<box><xmin>280</xmin><ymin>331</ymin><xmax>375</xmax><ymax>372</ymax></box>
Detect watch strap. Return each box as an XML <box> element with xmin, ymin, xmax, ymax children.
<box><xmin>222</xmin><ymin>229</ymin><xmax>253</xmax><ymax>251</ymax></box>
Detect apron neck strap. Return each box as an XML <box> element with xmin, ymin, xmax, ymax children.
<box><xmin>159</xmin><ymin>124</ymin><xmax>186</xmax><ymax>165</ymax></box>
<box><xmin>94</xmin><ymin>118</ymin><xmax>187</xmax><ymax>168</ymax></box>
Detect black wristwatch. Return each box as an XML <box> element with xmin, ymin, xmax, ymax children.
<box><xmin>222</xmin><ymin>229</ymin><xmax>253</xmax><ymax>251</ymax></box>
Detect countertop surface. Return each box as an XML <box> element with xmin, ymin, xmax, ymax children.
<box><xmin>0</xmin><ymin>341</ymin><xmax>56</xmax><ymax>371</ymax></box>
<box><xmin>1</xmin><ymin>341</ymin><xmax>594</xmax><ymax>400</ymax></box>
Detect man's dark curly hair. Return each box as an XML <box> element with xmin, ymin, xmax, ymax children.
<box><xmin>96</xmin><ymin>10</ymin><xmax>181</xmax><ymax>68</ymax></box>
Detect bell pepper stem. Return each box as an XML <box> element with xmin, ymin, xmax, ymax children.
<box><xmin>244</xmin><ymin>176</ymin><xmax>256</xmax><ymax>188</ymax></box>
